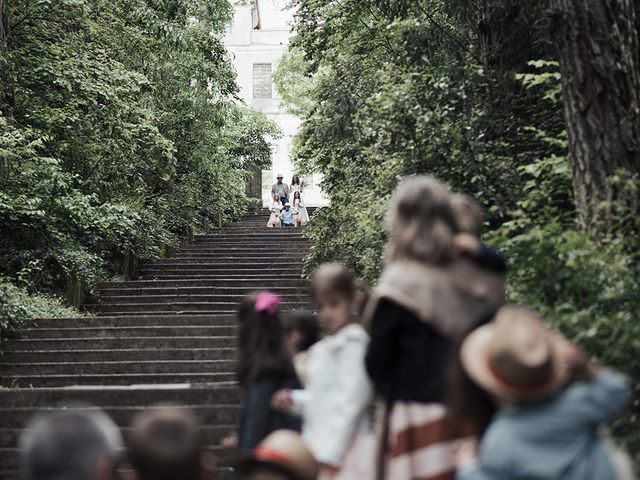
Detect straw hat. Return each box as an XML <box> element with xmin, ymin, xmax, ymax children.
<box><xmin>234</xmin><ymin>430</ymin><xmax>319</xmax><ymax>480</ymax></box>
<box><xmin>277</xmin><ymin>173</ymin><xmax>284</xmax><ymax>178</ymax></box>
<box><xmin>461</xmin><ymin>305</ymin><xmax>570</xmax><ymax>402</ymax></box>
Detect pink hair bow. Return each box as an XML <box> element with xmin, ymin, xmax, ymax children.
<box><xmin>255</xmin><ymin>292</ymin><xmax>282</xmax><ymax>316</ymax></box>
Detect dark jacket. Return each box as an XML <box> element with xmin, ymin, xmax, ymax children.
<box><xmin>237</xmin><ymin>373</ymin><xmax>302</xmax><ymax>451</ymax></box>
<box><xmin>365</xmin><ymin>300</ymin><xmax>453</xmax><ymax>403</ymax></box>
<box><xmin>470</xmin><ymin>244</ymin><xmax>508</xmax><ymax>274</ymax></box>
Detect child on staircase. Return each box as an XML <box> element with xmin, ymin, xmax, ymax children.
<box><xmin>267</xmin><ymin>193</ymin><xmax>283</xmax><ymax>228</ymax></box>
<box><xmin>272</xmin><ymin>263</ymin><xmax>375</xmax><ymax>479</ymax></box>
<box><xmin>455</xmin><ymin>305</ymin><xmax>633</xmax><ymax>480</ymax></box>
<box><xmin>231</xmin><ymin>292</ymin><xmax>302</xmax><ymax>454</ymax></box>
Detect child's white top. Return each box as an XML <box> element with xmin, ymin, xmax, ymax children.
<box><xmin>290</xmin><ymin>323</ymin><xmax>373</xmax><ymax>467</ymax></box>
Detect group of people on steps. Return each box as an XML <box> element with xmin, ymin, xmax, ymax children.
<box><xmin>230</xmin><ymin>176</ymin><xmax>634</xmax><ymax>480</ymax></box>
<box><xmin>268</xmin><ymin>174</ymin><xmax>310</xmax><ymax>228</ymax></box>
<box><xmin>15</xmin><ymin>176</ymin><xmax>634</xmax><ymax>480</ymax></box>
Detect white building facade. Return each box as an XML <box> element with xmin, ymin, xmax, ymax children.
<box><xmin>224</xmin><ymin>0</ymin><xmax>327</xmax><ymax>206</ymax></box>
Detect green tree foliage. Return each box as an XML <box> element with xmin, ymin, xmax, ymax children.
<box><xmin>281</xmin><ymin>0</ymin><xmax>640</xmax><ymax>457</ymax></box>
<box><xmin>0</xmin><ymin>0</ymin><xmax>278</xmax><ymax>328</ymax></box>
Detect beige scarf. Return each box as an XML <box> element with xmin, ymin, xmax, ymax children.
<box><xmin>363</xmin><ymin>258</ymin><xmax>506</xmax><ymax>340</ymax></box>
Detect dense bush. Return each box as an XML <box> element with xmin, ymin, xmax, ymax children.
<box><xmin>0</xmin><ymin>0</ymin><xmax>278</xmax><ymax>331</ymax></box>
<box><xmin>0</xmin><ymin>278</ymin><xmax>81</xmax><ymax>336</ymax></box>
<box><xmin>281</xmin><ymin>0</ymin><xmax>640</xmax><ymax>460</ymax></box>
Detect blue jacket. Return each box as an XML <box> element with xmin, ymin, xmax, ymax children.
<box><xmin>457</xmin><ymin>368</ymin><xmax>630</xmax><ymax>480</ymax></box>
<box><xmin>281</xmin><ymin>208</ymin><xmax>296</xmax><ymax>225</ymax></box>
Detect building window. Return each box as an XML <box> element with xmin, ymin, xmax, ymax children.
<box><xmin>253</xmin><ymin>63</ymin><xmax>272</xmax><ymax>99</ymax></box>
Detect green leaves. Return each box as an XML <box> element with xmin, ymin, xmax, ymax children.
<box><xmin>287</xmin><ymin>0</ymin><xmax>640</xmax><ymax>458</ymax></box>
<box><xmin>1</xmin><ymin>0</ymin><xmax>277</xmax><ymax>331</ymax></box>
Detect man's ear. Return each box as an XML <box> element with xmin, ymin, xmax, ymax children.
<box><xmin>200</xmin><ymin>452</ymin><xmax>217</xmax><ymax>480</ymax></box>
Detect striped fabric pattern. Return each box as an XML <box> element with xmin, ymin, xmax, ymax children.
<box><xmin>386</xmin><ymin>403</ymin><xmax>460</xmax><ymax>480</ymax></box>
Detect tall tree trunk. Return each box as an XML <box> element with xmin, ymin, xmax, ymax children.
<box><xmin>0</xmin><ymin>0</ymin><xmax>14</xmax><ymax>124</ymax></box>
<box><xmin>550</xmin><ymin>0</ymin><xmax>640</xmax><ymax>237</ymax></box>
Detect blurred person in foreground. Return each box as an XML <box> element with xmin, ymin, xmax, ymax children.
<box><xmin>272</xmin><ymin>263</ymin><xmax>375</xmax><ymax>479</ymax></box>
<box><xmin>234</xmin><ymin>430</ymin><xmax>319</xmax><ymax>480</ymax></box>
<box><xmin>281</xmin><ymin>311</ymin><xmax>321</xmax><ymax>386</ymax></box>
<box><xmin>364</xmin><ymin>176</ymin><xmax>505</xmax><ymax>480</ymax></box>
<box><xmin>221</xmin><ymin>292</ymin><xmax>301</xmax><ymax>454</ymax></box>
<box><xmin>127</xmin><ymin>405</ymin><xmax>216</xmax><ymax>480</ymax></box>
<box><xmin>20</xmin><ymin>405</ymin><xmax>123</xmax><ymax>480</ymax></box>
<box><xmin>449</xmin><ymin>193</ymin><xmax>507</xmax><ymax>275</ymax></box>
<box><xmin>455</xmin><ymin>305</ymin><xmax>633</xmax><ymax>480</ymax></box>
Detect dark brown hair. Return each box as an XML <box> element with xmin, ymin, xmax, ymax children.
<box><xmin>128</xmin><ymin>405</ymin><xmax>204</xmax><ymax>480</ymax></box>
<box><xmin>450</xmin><ymin>193</ymin><xmax>484</xmax><ymax>237</ymax></box>
<box><xmin>282</xmin><ymin>312</ymin><xmax>321</xmax><ymax>352</ymax></box>
<box><xmin>236</xmin><ymin>292</ymin><xmax>295</xmax><ymax>384</ymax></box>
<box><xmin>291</xmin><ymin>175</ymin><xmax>301</xmax><ymax>185</ymax></box>
<box><xmin>446</xmin><ymin>321</ymin><xmax>497</xmax><ymax>438</ymax></box>
<box><xmin>386</xmin><ymin>176</ymin><xmax>459</xmax><ymax>265</ymax></box>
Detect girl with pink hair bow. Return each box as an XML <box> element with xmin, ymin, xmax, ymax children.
<box><xmin>223</xmin><ymin>292</ymin><xmax>302</xmax><ymax>455</ymax></box>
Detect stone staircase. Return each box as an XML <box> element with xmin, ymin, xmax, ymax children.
<box><xmin>0</xmin><ymin>212</ymin><xmax>312</xmax><ymax>479</ymax></box>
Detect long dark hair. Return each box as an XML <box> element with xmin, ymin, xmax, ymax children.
<box><xmin>236</xmin><ymin>293</ymin><xmax>295</xmax><ymax>384</ymax></box>
<box><xmin>291</xmin><ymin>175</ymin><xmax>300</xmax><ymax>186</ymax></box>
<box><xmin>446</xmin><ymin>319</ymin><xmax>497</xmax><ymax>438</ymax></box>
<box><xmin>282</xmin><ymin>312</ymin><xmax>320</xmax><ymax>352</ymax></box>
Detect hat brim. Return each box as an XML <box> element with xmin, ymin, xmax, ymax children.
<box><xmin>461</xmin><ymin>323</ymin><xmax>571</xmax><ymax>402</ymax></box>
<box><xmin>233</xmin><ymin>455</ymin><xmax>306</xmax><ymax>480</ymax></box>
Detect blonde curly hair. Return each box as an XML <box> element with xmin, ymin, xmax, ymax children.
<box><xmin>385</xmin><ymin>176</ymin><xmax>458</xmax><ymax>265</ymax></box>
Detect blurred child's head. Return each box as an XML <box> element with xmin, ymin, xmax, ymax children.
<box><xmin>273</xmin><ymin>193</ymin><xmax>280</xmax><ymax>202</ymax></box>
<box><xmin>237</xmin><ymin>292</ymin><xmax>295</xmax><ymax>384</ymax></box>
<box><xmin>128</xmin><ymin>405</ymin><xmax>214</xmax><ymax>480</ymax></box>
<box><xmin>282</xmin><ymin>312</ymin><xmax>320</xmax><ymax>355</ymax></box>
<box><xmin>386</xmin><ymin>176</ymin><xmax>458</xmax><ymax>265</ymax></box>
<box><xmin>235</xmin><ymin>430</ymin><xmax>319</xmax><ymax>480</ymax></box>
<box><xmin>311</xmin><ymin>263</ymin><xmax>369</xmax><ymax>335</ymax></box>
<box><xmin>20</xmin><ymin>405</ymin><xmax>123</xmax><ymax>480</ymax></box>
<box><xmin>294</xmin><ymin>191</ymin><xmax>301</xmax><ymax>201</ymax></box>
<box><xmin>460</xmin><ymin>305</ymin><xmax>570</xmax><ymax>406</ymax></box>
<box><xmin>450</xmin><ymin>193</ymin><xmax>484</xmax><ymax>237</ymax></box>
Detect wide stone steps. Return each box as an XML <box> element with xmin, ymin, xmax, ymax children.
<box><xmin>3</xmin><ymin>372</ymin><xmax>237</xmax><ymax>388</ymax></box>
<box><xmin>0</xmin><ymin>385</ymin><xmax>242</xmax><ymax>477</ymax></box>
<box><xmin>2</xmin><ymin>336</ymin><xmax>237</xmax><ymax>351</ymax></box>
<box><xmin>93</xmin><ymin>286</ymin><xmax>308</xmax><ymax>297</ymax></box>
<box><xmin>6</xmin><ymin>325</ymin><xmax>237</xmax><ymax>338</ymax></box>
<box><xmin>0</xmin><ymin>212</ymin><xmax>313</xmax><ymax>479</ymax></box>
<box><xmin>18</xmin><ymin>315</ymin><xmax>238</xmax><ymax>328</ymax></box>
<box><xmin>3</xmin><ymin>348</ymin><xmax>235</xmax><ymax>363</ymax></box>
<box><xmin>87</xmin><ymin>294</ymin><xmax>307</xmax><ymax>304</ymax></box>
<box><xmin>136</xmin><ymin>274</ymin><xmax>304</xmax><ymax>281</ymax></box>
<box><xmin>0</xmin><ymin>359</ymin><xmax>235</xmax><ymax>376</ymax></box>
<box><xmin>138</xmin><ymin>267</ymin><xmax>302</xmax><ymax>278</ymax></box>
<box><xmin>97</xmin><ymin>279</ymin><xmax>308</xmax><ymax>289</ymax></box>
